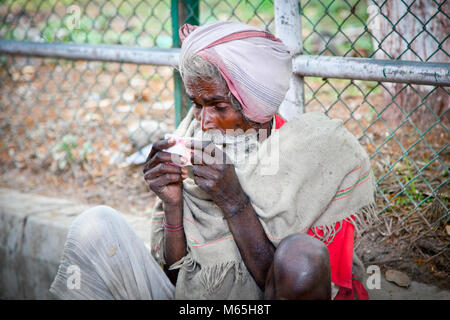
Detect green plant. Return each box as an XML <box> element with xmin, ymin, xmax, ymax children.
<box><xmin>396</xmin><ymin>156</ymin><xmax>428</xmax><ymax>205</ymax></box>
<box><xmin>51</xmin><ymin>135</ymin><xmax>93</xmax><ymax>170</ymax></box>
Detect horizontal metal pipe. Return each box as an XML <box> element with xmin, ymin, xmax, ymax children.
<box><xmin>1</xmin><ymin>40</ymin><xmax>449</xmax><ymax>86</ymax></box>
<box><xmin>0</xmin><ymin>40</ymin><xmax>180</xmax><ymax>66</ymax></box>
<box><xmin>293</xmin><ymin>55</ymin><xmax>450</xmax><ymax>86</ymax></box>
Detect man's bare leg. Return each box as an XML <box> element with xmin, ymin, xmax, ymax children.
<box><xmin>264</xmin><ymin>233</ymin><xmax>331</xmax><ymax>300</ymax></box>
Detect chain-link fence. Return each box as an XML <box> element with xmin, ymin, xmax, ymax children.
<box><xmin>0</xmin><ymin>0</ymin><xmax>449</xmax><ymax>283</ymax></box>
<box><xmin>298</xmin><ymin>0</ymin><xmax>449</xmax><ymax>245</ymax></box>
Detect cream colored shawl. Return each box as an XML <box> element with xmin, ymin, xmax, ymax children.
<box><xmin>150</xmin><ymin>108</ymin><xmax>376</xmax><ymax>299</ymax></box>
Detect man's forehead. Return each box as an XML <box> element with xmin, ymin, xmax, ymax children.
<box><xmin>185</xmin><ymin>78</ymin><xmax>228</xmax><ymax>97</ymax></box>
<box><xmin>188</xmin><ymin>93</ymin><xmax>228</xmax><ymax>103</ymax></box>
<box><xmin>186</xmin><ymin>86</ymin><xmax>228</xmax><ymax>103</ymax></box>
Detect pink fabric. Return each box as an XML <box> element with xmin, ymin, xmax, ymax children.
<box><xmin>179</xmin><ymin>21</ymin><xmax>292</xmax><ymax>124</ymax></box>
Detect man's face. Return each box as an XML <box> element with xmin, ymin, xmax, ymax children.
<box><xmin>185</xmin><ymin>78</ymin><xmax>254</xmax><ymax>134</ymax></box>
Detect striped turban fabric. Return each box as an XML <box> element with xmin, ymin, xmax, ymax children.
<box><xmin>178</xmin><ymin>21</ymin><xmax>292</xmax><ymax>124</ymax></box>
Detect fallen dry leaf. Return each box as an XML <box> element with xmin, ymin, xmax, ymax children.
<box><xmin>385</xmin><ymin>269</ymin><xmax>411</xmax><ymax>288</ymax></box>
<box><xmin>141</xmin><ymin>87</ymin><xmax>153</xmax><ymax>102</ymax></box>
<box><xmin>107</xmin><ymin>246</ymin><xmax>117</xmax><ymax>257</ymax></box>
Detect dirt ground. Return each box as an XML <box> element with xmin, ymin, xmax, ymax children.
<box><xmin>355</xmin><ymin>223</ymin><xmax>449</xmax><ymax>291</ymax></box>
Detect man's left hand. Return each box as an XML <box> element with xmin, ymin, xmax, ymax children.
<box><xmin>187</xmin><ymin>140</ymin><xmax>247</xmax><ymax>213</ymax></box>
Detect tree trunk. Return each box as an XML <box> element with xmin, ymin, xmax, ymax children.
<box><xmin>368</xmin><ymin>0</ymin><xmax>449</xmax><ymax>131</ymax></box>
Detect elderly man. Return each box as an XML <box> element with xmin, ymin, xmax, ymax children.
<box><xmin>50</xmin><ymin>21</ymin><xmax>375</xmax><ymax>300</ymax></box>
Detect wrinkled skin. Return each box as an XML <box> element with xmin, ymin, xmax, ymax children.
<box><xmin>185</xmin><ymin>78</ymin><xmax>269</xmax><ymax>213</ymax></box>
<box><xmin>143</xmin><ymin>77</ymin><xmax>331</xmax><ymax>299</ymax></box>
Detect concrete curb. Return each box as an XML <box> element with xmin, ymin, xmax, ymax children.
<box><xmin>0</xmin><ymin>188</ymin><xmax>151</xmax><ymax>299</ymax></box>
<box><xmin>369</xmin><ymin>277</ymin><xmax>450</xmax><ymax>300</ymax></box>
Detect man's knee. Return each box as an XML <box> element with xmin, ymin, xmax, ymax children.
<box><xmin>270</xmin><ymin>233</ymin><xmax>331</xmax><ymax>300</ymax></box>
<box><xmin>71</xmin><ymin>205</ymin><xmax>121</xmax><ymax>240</ymax></box>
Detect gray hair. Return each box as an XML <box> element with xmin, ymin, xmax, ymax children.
<box><xmin>179</xmin><ymin>53</ymin><xmax>256</xmax><ymax>125</ymax></box>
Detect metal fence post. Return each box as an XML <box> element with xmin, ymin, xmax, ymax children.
<box><xmin>171</xmin><ymin>0</ymin><xmax>199</xmax><ymax>127</ymax></box>
<box><xmin>274</xmin><ymin>0</ymin><xmax>304</xmax><ymax>121</ymax></box>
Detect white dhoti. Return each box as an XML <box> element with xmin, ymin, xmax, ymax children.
<box><xmin>49</xmin><ymin>206</ymin><xmax>175</xmax><ymax>300</ymax></box>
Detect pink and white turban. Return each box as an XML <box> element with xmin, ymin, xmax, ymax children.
<box><xmin>179</xmin><ymin>21</ymin><xmax>292</xmax><ymax>124</ymax></box>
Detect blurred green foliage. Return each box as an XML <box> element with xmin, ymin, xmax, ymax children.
<box><xmin>0</xmin><ymin>0</ymin><xmax>373</xmax><ymax>56</ymax></box>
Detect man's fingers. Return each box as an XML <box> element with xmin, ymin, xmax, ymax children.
<box><xmin>144</xmin><ymin>163</ymin><xmax>182</xmax><ymax>180</ymax></box>
<box><xmin>193</xmin><ymin>175</ymin><xmax>214</xmax><ymax>191</ymax></box>
<box><xmin>144</xmin><ymin>150</ymin><xmax>184</xmax><ymax>173</ymax></box>
<box><xmin>192</xmin><ymin>165</ymin><xmax>219</xmax><ymax>180</ymax></box>
<box><xmin>154</xmin><ymin>138</ymin><xmax>177</xmax><ymax>152</ymax></box>
<box><xmin>144</xmin><ymin>139</ymin><xmax>176</xmax><ymax>169</ymax></box>
<box><xmin>147</xmin><ymin>173</ymin><xmax>182</xmax><ymax>190</ymax></box>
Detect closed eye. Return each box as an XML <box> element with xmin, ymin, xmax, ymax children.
<box><xmin>214</xmin><ymin>105</ymin><xmax>227</xmax><ymax>111</ymax></box>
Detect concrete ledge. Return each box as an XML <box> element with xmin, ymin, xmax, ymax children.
<box><xmin>370</xmin><ymin>277</ymin><xmax>450</xmax><ymax>300</ymax></box>
<box><xmin>0</xmin><ymin>188</ymin><xmax>151</xmax><ymax>299</ymax></box>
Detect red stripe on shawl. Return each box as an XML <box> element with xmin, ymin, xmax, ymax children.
<box><xmin>274</xmin><ymin>114</ymin><xmax>286</xmax><ymax>129</ymax></box>
<box><xmin>275</xmin><ymin>116</ymin><xmax>366</xmax><ymax>299</ymax></box>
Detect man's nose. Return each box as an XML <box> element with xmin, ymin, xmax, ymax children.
<box><xmin>201</xmin><ymin>108</ymin><xmax>217</xmax><ymax>131</ymax></box>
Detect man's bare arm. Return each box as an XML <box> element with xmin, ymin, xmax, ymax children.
<box><xmin>163</xmin><ymin>203</ymin><xmax>186</xmax><ymax>285</ymax></box>
<box><xmin>220</xmin><ymin>193</ymin><xmax>275</xmax><ymax>291</ymax></box>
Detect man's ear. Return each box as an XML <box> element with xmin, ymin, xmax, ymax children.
<box><xmin>179</xmin><ymin>23</ymin><xmax>199</xmax><ymax>45</ymax></box>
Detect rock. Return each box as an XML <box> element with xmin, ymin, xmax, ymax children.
<box><xmin>12</xmin><ymin>72</ymin><xmax>21</xmax><ymax>81</ymax></box>
<box><xmin>123</xmin><ymin>90</ymin><xmax>137</xmax><ymax>103</ymax></box>
<box><xmin>128</xmin><ymin>120</ymin><xmax>168</xmax><ymax>149</ymax></box>
<box><xmin>130</xmin><ymin>77</ymin><xmax>146</xmax><ymax>90</ymax></box>
<box><xmin>141</xmin><ymin>88</ymin><xmax>153</xmax><ymax>102</ymax></box>
<box><xmin>22</xmin><ymin>65</ymin><xmax>35</xmax><ymax>81</ymax></box>
<box><xmin>116</xmin><ymin>104</ymin><xmax>132</xmax><ymax>113</ymax></box>
<box><xmin>84</xmin><ymin>100</ymin><xmax>97</xmax><ymax>109</ymax></box>
<box><xmin>107</xmin><ymin>246</ymin><xmax>117</xmax><ymax>257</ymax></box>
<box><xmin>134</xmin><ymin>102</ymin><xmax>148</xmax><ymax>117</ymax></box>
<box><xmin>56</xmin><ymin>28</ymin><xmax>68</xmax><ymax>41</ymax></box>
<box><xmin>126</xmin><ymin>144</ymin><xmax>152</xmax><ymax>165</ymax></box>
<box><xmin>109</xmin><ymin>151</ymin><xmax>125</xmax><ymax>165</ymax></box>
<box><xmin>99</xmin><ymin>99</ymin><xmax>112</xmax><ymax>109</ymax></box>
<box><xmin>150</xmin><ymin>101</ymin><xmax>173</xmax><ymax>118</ymax></box>
<box><xmin>385</xmin><ymin>269</ymin><xmax>411</xmax><ymax>288</ymax></box>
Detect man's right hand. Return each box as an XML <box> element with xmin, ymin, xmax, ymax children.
<box><xmin>143</xmin><ymin>138</ymin><xmax>187</xmax><ymax>207</ymax></box>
